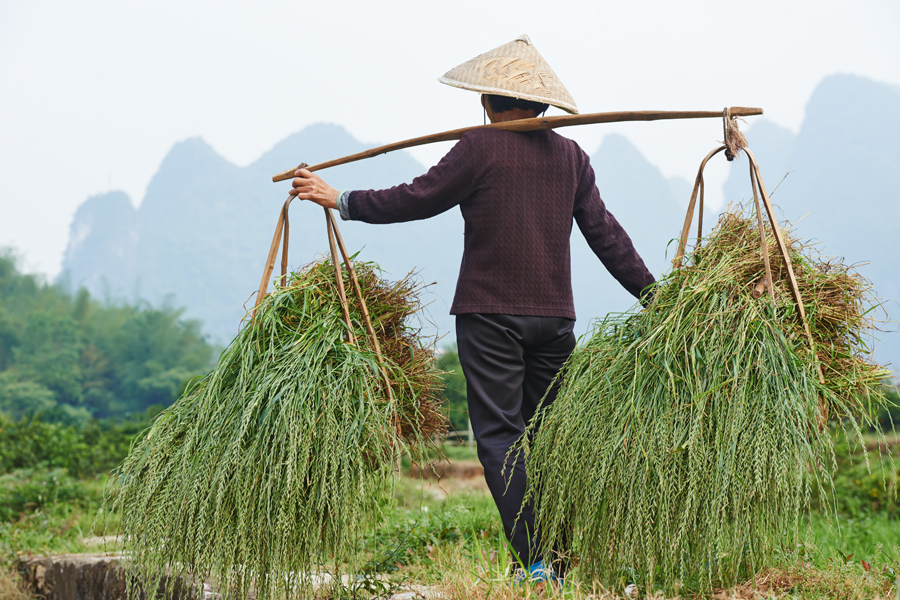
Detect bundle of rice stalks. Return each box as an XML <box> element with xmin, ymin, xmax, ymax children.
<box><xmin>522</xmin><ymin>209</ymin><xmax>894</xmax><ymax>594</ymax></box>
<box><xmin>104</xmin><ymin>259</ymin><xmax>445</xmax><ymax>600</ymax></box>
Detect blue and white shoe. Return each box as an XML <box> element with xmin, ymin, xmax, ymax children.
<box><xmin>513</xmin><ymin>560</ymin><xmax>564</xmax><ymax>588</ymax></box>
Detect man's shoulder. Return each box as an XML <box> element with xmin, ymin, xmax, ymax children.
<box><xmin>460</xmin><ymin>128</ymin><xmax>590</xmax><ymax>180</ymax></box>
<box><xmin>460</xmin><ymin>127</ymin><xmax>501</xmax><ymax>143</ymax></box>
<box><xmin>463</xmin><ymin>127</ymin><xmax>585</xmax><ymax>153</ymax></box>
<box><xmin>544</xmin><ymin>129</ymin><xmax>588</xmax><ymax>156</ymax></box>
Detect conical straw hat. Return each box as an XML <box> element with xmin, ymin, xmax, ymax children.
<box><xmin>439</xmin><ymin>34</ymin><xmax>578</xmax><ymax>115</ymax></box>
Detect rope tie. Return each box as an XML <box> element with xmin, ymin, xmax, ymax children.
<box><xmin>722</xmin><ymin>107</ymin><xmax>748</xmax><ymax>162</ymax></box>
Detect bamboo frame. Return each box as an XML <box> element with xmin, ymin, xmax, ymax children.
<box><xmin>271</xmin><ymin>107</ymin><xmax>763</xmax><ymax>182</ymax></box>
<box><xmin>256</xmin><ymin>106</ymin><xmax>770</xmax><ymax>408</ymax></box>
<box><xmin>744</xmin><ymin>148</ymin><xmax>812</xmax><ymax>342</ymax></box>
<box><xmin>325</xmin><ymin>208</ymin><xmax>354</xmax><ymax>344</ymax></box>
<box><xmin>674</xmin><ymin>145</ymin><xmax>821</xmax><ymax>381</ymax></box>
<box><xmin>749</xmin><ymin>158</ymin><xmax>776</xmax><ymax>303</ymax></box>
<box><xmin>255</xmin><ymin>197</ymin><xmax>292</xmax><ymax>308</ymax></box>
<box><xmin>325</xmin><ymin>209</ymin><xmax>396</xmax><ymax>404</ymax></box>
<box><xmin>673</xmin><ymin>146</ymin><xmax>724</xmax><ymax>267</ymax></box>
<box><xmin>251</xmin><ymin>198</ymin><xmax>396</xmax><ymax>400</ymax></box>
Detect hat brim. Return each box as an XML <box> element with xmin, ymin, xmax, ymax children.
<box><xmin>439</xmin><ymin>76</ymin><xmax>579</xmax><ymax>115</ymax></box>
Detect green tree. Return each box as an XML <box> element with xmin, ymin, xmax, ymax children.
<box><xmin>85</xmin><ymin>301</ymin><xmax>211</xmax><ymax>413</ymax></box>
<box><xmin>0</xmin><ymin>373</ymin><xmax>55</xmax><ymax>419</ymax></box>
<box><xmin>14</xmin><ymin>311</ymin><xmax>84</xmax><ymax>405</ymax></box>
<box><xmin>436</xmin><ymin>345</ymin><xmax>468</xmax><ymax>433</ymax></box>
<box><xmin>0</xmin><ymin>408</ymin><xmax>159</xmax><ymax>477</ymax></box>
<box><xmin>0</xmin><ymin>249</ymin><xmax>214</xmax><ymax>420</ymax></box>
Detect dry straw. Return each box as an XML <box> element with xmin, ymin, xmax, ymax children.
<box><xmin>103</xmin><ymin>259</ymin><xmax>445</xmax><ymax>600</ymax></box>
<box><xmin>521</xmin><ymin>209</ymin><xmax>895</xmax><ymax>594</ymax></box>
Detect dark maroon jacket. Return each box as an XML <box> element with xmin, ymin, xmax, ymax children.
<box><xmin>346</xmin><ymin>128</ymin><xmax>655</xmax><ymax>319</ymax></box>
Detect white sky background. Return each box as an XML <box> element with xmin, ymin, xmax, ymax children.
<box><xmin>1</xmin><ymin>0</ymin><xmax>898</xmax><ymax>278</ymax></box>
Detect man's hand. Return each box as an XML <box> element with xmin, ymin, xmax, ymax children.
<box><xmin>290</xmin><ymin>168</ymin><xmax>339</xmax><ymax>210</ymax></box>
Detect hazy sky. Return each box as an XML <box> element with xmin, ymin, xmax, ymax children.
<box><xmin>2</xmin><ymin>0</ymin><xmax>898</xmax><ymax>278</ymax></box>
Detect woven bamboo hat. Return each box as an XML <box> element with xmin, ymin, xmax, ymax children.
<box><xmin>438</xmin><ymin>34</ymin><xmax>578</xmax><ymax>115</ymax></box>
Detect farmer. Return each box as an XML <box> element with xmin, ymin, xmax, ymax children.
<box><xmin>290</xmin><ymin>34</ymin><xmax>655</xmax><ymax>581</ymax></box>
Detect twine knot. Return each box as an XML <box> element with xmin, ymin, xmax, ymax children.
<box><xmin>722</xmin><ymin>107</ymin><xmax>747</xmax><ymax>161</ymax></box>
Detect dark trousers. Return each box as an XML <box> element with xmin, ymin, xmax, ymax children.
<box><xmin>455</xmin><ymin>313</ymin><xmax>576</xmax><ymax>567</ymax></box>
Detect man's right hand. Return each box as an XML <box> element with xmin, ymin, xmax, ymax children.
<box><xmin>290</xmin><ymin>168</ymin><xmax>339</xmax><ymax>210</ymax></box>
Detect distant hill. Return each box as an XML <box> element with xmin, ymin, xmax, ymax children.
<box><xmin>60</xmin><ymin>125</ymin><xmax>688</xmax><ymax>346</ymax></box>
<box><xmin>61</xmin><ymin>124</ymin><xmax>448</xmax><ymax>343</ymax></box>
<box><xmin>722</xmin><ymin>74</ymin><xmax>900</xmax><ymax>371</ymax></box>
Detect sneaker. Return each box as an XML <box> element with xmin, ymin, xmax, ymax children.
<box><xmin>513</xmin><ymin>560</ymin><xmax>563</xmax><ymax>588</ymax></box>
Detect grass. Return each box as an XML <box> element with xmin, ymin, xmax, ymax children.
<box><xmin>2</xmin><ymin>457</ymin><xmax>899</xmax><ymax>599</ymax></box>
<box><xmin>0</xmin><ymin>470</ymin><xmax>119</xmax><ymax>600</ymax></box>
<box><xmin>0</xmin><ymin>567</ymin><xmax>31</xmax><ymax>600</ymax></box>
<box><xmin>810</xmin><ymin>512</ymin><xmax>900</xmax><ymax>565</ymax></box>
<box><xmin>0</xmin><ymin>471</ymin><xmax>114</xmax><ymax>568</ymax></box>
<box><xmin>354</xmin><ymin>474</ymin><xmax>900</xmax><ymax>600</ymax></box>
<box><xmin>361</xmin><ymin>476</ymin><xmax>900</xmax><ymax>600</ymax></box>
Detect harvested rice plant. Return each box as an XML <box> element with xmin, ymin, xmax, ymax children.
<box><xmin>522</xmin><ymin>209</ymin><xmax>895</xmax><ymax>594</ymax></box>
<box><xmin>103</xmin><ymin>259</ymin><xmax>446</xmax><ymax>600</ymax></box>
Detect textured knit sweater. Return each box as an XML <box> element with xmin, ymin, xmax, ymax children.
<box><xmin>346</xmin><ymin>128</ymin><xmax>655</xmax><ymax>319</ymax></box>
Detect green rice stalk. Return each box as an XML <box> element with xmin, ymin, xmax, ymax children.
<box><xmin>521</xmin><ymin>209</ymin><xmax>895</xmax><ymax>594</ymax></box>
<box><xmin>102</xmin><ymin>259</ymin><xmax>446</xmax><ymax>600</ymax></box>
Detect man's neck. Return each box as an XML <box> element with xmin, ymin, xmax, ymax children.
<box><xmin>491</xmin><ymin>109</ymin><xmax>539</xmax><ymax>123</ymax></box>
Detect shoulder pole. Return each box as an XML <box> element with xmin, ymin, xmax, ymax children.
<box><xmin>271</xmin><ymin>107</ymin><xmax>763</xmax><ymax>182</ymax></box>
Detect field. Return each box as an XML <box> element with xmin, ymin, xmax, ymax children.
<box><xmin>4</xmin><ymin>231</ymin><xmax>896</xmax><ymax>598</ymax></box>
<box><xmin>2</xmin><ymin>427</ymin><xmax>899</xmax><ymax>599</ymax></box>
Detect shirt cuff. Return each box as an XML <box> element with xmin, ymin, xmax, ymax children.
<box><xmin>336</xmin><ymin>190</ymin><xmax>353</xmax><ymax>221</ymax></box>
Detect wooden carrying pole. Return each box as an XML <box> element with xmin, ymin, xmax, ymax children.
<box><xmin>272</xmin><ymin>107</ymin><xmax>764</xmax><ymax>182</ymax></box>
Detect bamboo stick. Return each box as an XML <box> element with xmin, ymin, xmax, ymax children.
<box><xmin>326</xmin><ymin>209</ymin><xmax>396</xmax><ymax>404</ymax></box>
<box><xmin>749</xmin><ymin>159</ymin><xmax>776</xmax><ymax>304</ymax></box>
<box><xmin>255</xmin><ymin>197</ymin><xmax>292</xmax><ymax>310</ymax></box>
<box><xmin>272</xmin><ymin>107</ymin><xmax>764</xmax><ymax>182</ymax></box>
<box><xmin>674</xmin><ymin>146</ymin><xmax>725</xmax><ymax>268</ymax></box>
<box><xmin>280</xmin><ymin>201</ymin><xmax>290</xmax><ymax>287</ymax></box>
<box><xmin>745</xmin><ymin>150</ymin><xmax>815</xmax><ymax>343</ymax></box>
<box><xmin>325</xmin><ymin>208</ymin><xmax>355</xmax><ymax>345</ymax></box>
<box><xmin>745</xmin><ymin>149</ymin><xmax>824</xmax><ymax>388</ymax></box>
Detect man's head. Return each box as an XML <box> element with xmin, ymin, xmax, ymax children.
<box><xmin>481</xmin><ymin>94</ymin><xmax>549</xmax><ymax>118</ymax></box>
